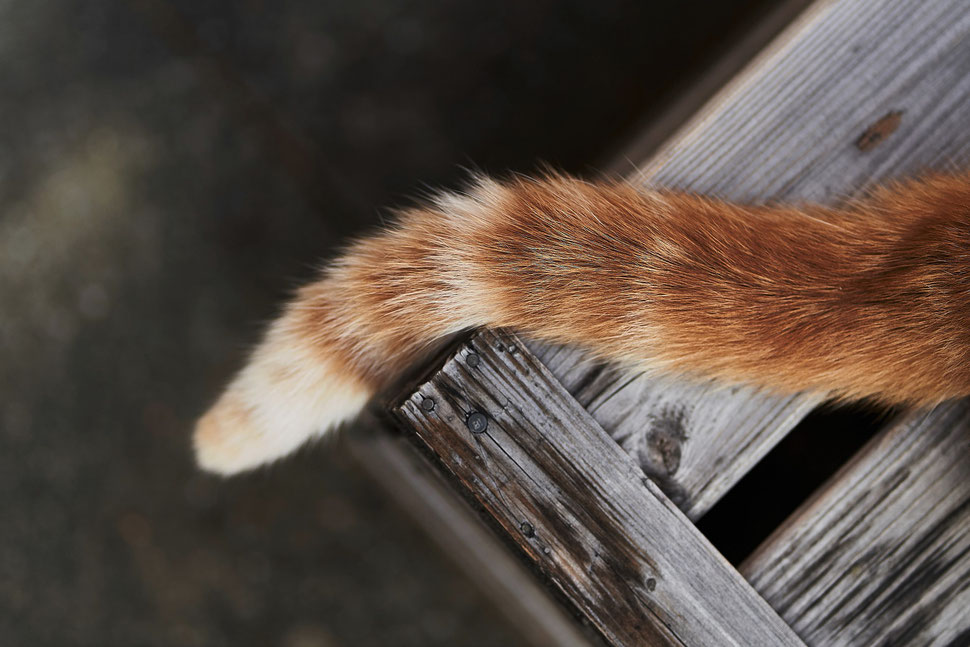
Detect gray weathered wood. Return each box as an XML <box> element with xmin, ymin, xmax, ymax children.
<box><xmin>394</xmin><ymin>329</ymin><xmax>804</xmax><ymax>647</ymax></box>
<box><xmin>741</xmin><ymin>401</ymin><xmax>970</xmax><ymax>646</ymax></box>
<box><xmin>531</xmin><ymin>0</ymin><xmax>970</xmax><ymax>519</ymax></box>
<box><xmin>345</xmin><ymin>426</ymin><xmax>593</xmax><ymax>647</ymax></box>
<box><xmin>532</xmin><ymin>343</ymin><xmax>823</xmax><ymax>518</ymax></box>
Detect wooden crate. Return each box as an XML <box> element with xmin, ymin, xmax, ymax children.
<box><xmin>357</xmin><ymin>0</ymin><xmax>970</xmax><ymax>644</ymax></box>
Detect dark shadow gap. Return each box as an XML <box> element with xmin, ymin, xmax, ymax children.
<box><xmin>696</xmin><ymin>400</ymin><xmax>899</xmax><ymax>566</ymax></box>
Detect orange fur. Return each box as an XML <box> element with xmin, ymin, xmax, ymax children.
<box><xmin>195</xmin><ymin>171</ymin><xmax>970</xmax><ymax>474</ymax></box>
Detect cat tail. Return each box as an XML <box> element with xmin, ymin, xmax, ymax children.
<box><xmin>195</xmin><ymin>171</ymin><xmax>970</xmax><ymax>474</ymax></box>
<box><xmin>194</xmin><ymin>176</ymin><xmax>520</xmax><ymax>474</ymax></box>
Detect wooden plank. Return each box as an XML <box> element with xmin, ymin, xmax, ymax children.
<box><xmin>531</xmin><ymin>343</ymin><xmax>823</xmax><ymax>518</ymax></box>
<box><xmin>741</xmin><ymin>400</ymin><xmax>970</xmax><ymax>646</ymax></box>
<box><xmin>344</xmin><ymin>426</ymin><xmax>594</xmax><ymax>647</ymax></box>
<box><xmin>394</xmin><ymin>329</ymin><xmax>804</xmax><ymax>647</ymax></box>
<box><xmin>531</xmin><ymin>0</ymin><xmax>970</xmax><ymax>519</ymax></box>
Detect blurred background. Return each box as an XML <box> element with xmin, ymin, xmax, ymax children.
<box><xmin>0</xmin><ymin>1</ymin><xmax>814</xmax><ymax>644</ymax></box>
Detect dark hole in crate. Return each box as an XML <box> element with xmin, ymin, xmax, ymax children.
<box><xmin>697</xmin><ymin>401</ymin><xmax>897</xmax><ymax>566</ymax></box>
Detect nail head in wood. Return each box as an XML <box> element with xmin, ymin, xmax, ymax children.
<box><xmin>420</xmin><ymin>396</ymin><xmax>436</xmax><ymax>412</ymax></box>
<box><xmin>466</xmin><ymin>411</ymin><xmax>488</xmax><ymax>434</ymax></box>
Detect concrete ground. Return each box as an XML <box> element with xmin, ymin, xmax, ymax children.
<box><xmin>0</xmin><ymin>1</ymin><xmax>776</xmax><ymax>644</ymax></box>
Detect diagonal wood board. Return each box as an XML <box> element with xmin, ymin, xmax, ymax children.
<box><xmin>394</xmin><ymin>329</ymin><xmax>803</xmax><ymax>646</ymax></box>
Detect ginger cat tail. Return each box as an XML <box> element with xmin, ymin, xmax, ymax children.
<box><xmin>195</xmin><ymin>171</ymin><xmax>970</xmax><ymax>475</ymax></box>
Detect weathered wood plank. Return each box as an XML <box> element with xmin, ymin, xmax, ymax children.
<box><xmin>394</xmin><ymin>329</ymin><xmax>804</xmax><ymax>647</ymax></box>
<box><xmin>530</xmin><ymin>343</ymin><xmax>823</xmax><ymax>518</ymax></box>
<box><xmin>345</xmin><ymin>425</ymin><xmax>594</xmax><ymax>647</ymax></box>
<box><xmin>741</xmin><ymin>400</ymin><xmax>970</xmax><ymax>646</ymax></box>
<box><xmin>531</xmin><ymin>0</ymin><xmax>970</xmax><ymax>519</ymax></box>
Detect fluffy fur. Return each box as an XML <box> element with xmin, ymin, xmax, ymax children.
<box><xmin>195</xmin><ymin>171</ymin><xmax>970</xmax><ymax>475</ymax></box>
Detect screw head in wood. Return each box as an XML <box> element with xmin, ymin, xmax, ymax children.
<box><xmin>420</xmin><ymin>396</ymin><xmax>435</xmax><ymax>412</ymax></box>
<box><xmin>520</xmin><ymin>521</ymin><xmax>535</xmax><ymax>538</ymax></box>
<box><xmin>466</xmin><ymin>411</ymin><xmax>488</xmax><ymax>434</ymax></box>
<box><xmin>465</xmin><ymin>352</ymin><xmax>480</xmax><ymax>368</ymax></box>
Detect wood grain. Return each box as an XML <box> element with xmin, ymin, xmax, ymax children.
<box><xmin>531</xmin><ymin>0</ymin><xmax>970</xmax><ymax>519</ymax></box>
<box><xmin>345</xmin><ymin>426</ymin><xmax>594</xmax><ymax>647</ymax></box>
<box><xmin>741</xmin><ymin>401</ymin><xmax>970</xmax><ymax>646</ymax></box>
<box><xmin>394</xmin><ymin>329</ymin><xmax>804</xmax><ymax>647</ymax></box>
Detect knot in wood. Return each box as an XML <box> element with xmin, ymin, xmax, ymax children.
<box><xmin>639</xmin><ymin>408</ymin><xmax>688</xmax><ymax>478</ymax></box>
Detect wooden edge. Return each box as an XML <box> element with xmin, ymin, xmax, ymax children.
<box><xmin>601</xmin><ymin>0</ymin><xmax>817</xmax><ymax>174</ymax></box>
<box><xmin>392</xmin><ymin>328</ymin><xmax>804</xmax><ymax>646</ymax></box>
<box><xmin>344</xmin><ymin>419</ymin><xmax>595</xmax><ymax>647</ymax></box>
